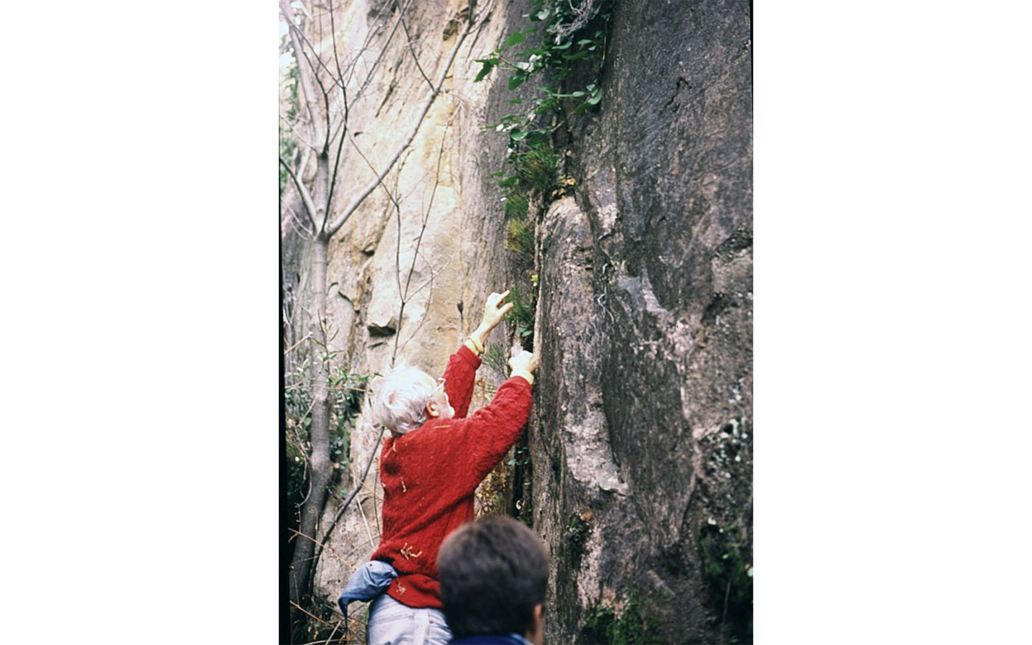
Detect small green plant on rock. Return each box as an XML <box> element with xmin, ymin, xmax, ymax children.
<box><xmin>700</xmin><ymin>521</ymin><xmax>753</xmax><ymax>643</ymax></box>
<box><xmin>504</xmin><ymin>284</ymin><xmax>536</xmax><ymax>349</ymax></box>
<box><xmin>565</xmin><ymin>510</ymin><xmax>593</xmax><ymax>570</ymax></box>
<box><xmin>581</xmin><ymin>591</ymin><xmax>665</xmax><ymax>645</ymax></box>
<box><xmin>481</xmin><ymin>343</ymin><xmax>509</xmax><ymax>379</ymax></box>
<box><xmin>505</xmin><ymin>217</ymin><xmax>535</xmax><ymax>257</ymax></box>
<box><xmin>515</xmin><ymin>143</ymin><xmax>562</xmax><ymax>195</ymax></box>
<box><xmin>503</xmin><ymin>185</ymin><xmax>529</xmax><ymax>220</ymax></box>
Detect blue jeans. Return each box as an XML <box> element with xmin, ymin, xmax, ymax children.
<box><xmin>367</xmin><ymin>594</ymin><xmax>453</xmax><ymax>645</ymax></box>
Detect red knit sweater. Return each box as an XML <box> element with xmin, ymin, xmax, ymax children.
<box><xmin>369</xmin><ymin>344</ymin><xmax>534</xmax><ymax>609</ymax></box>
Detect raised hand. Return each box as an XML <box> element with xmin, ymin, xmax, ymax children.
<box><xmin>480</xmin><ymin>289</ymin><xmax>514</xmax><ymax>331</ymax></box>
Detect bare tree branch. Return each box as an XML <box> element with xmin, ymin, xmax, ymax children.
<box><xmin>285</xmin><ymin>1</ymin><xmax>351</xmax><ymax>96</ymax></box>
<box><xmin>323</xmin><ymin>96</ymin><xmax>351</xmax><ymax>222</ymax></box>
<box><xmin>280</xmin><ymin>114</ymin><xmax>319</xmax><ymax>151</ymax></box>
<box><xmin>289</xmin><ymin>601</ymin><xmax>338</xmax><ymax>630</ymax></box>
<box><xmin>344</xmin><ymin>127</ymin><xmax>404</xmax><ymax>215</ymax></box>
<box><xmin>407</xmin><ymin>118</ymin><xmax>450</xmax><ymax>299</ymax></box>
<box><xmin>280</xmin><ymin>157</ymin><xmax>320</xmax><ymax>229</ymax></box>
<box><xmin>325</xmin><ymin>16</ymin><xmax>472</xmax><ymax>237</ymax></box>
<box><xmin>392</xmin><ymin>120</ymin><xmax>450</xmax><ymax>358</ymax></box>
<box><xmin>280</xmin><ymin>0</ymin><xmax>327</xmax><ymax>150</ymax></box>
<box><xmin>285</xmin><ymin>203</ymin><xmax>315</xmax><ymax>239</ymax></box>
<box><xmin>293</xmin><ymin>3</ymin><xmax>335</xmax><ymax>151</ymax></box>
<box><xmin>354</xmin><ymin>0</ymin><xmax>416</xmax><ymax>103</ymax></box>
<box><xmin>285</xmin><ymin>334</ymin><xmax>314</xmax><ymax>356</ymax></box>
<box><xmin>399</xmin><ymin>8</ymin><xmax>434</xmax><ymax>91</ymax></box>
<box><xmin>312</xmin><ymin>425</ymin><xmax>387</xmax><ymax>563</ymax></box>
<box><xmin>327</xmin><ymin>0</ymin><xmax>347</xmax><ymax>92</ymax></box>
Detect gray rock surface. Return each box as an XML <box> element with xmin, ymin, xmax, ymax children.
<box><xmin>510</xmin><ymin>1</ymin><xmax>753</xmax><ymax>641</ymax></box>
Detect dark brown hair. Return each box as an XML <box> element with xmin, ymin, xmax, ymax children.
<box><xmin>438</xmin><ymin>516</ymin><xmax>549</xmax><ymax>638</ymax></box>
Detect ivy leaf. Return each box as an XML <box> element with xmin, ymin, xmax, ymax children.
<box><xmin>562</xmin><ymin>50</ymin><xmax>591</xmax><ymax>61</ymax></box>
<box><xmin>505</xmin><ymin>30</ymin><xmax>527</xmax><ymax>47</ymax></box>
<box><xmin>510</xmin><ymin>129</ymin><xmax>528</xmax><ymax>142</ymax></box>
<box><xmin>508</xmin><ymin>73</ymin><xmax>526</xmax><ymax>91</ymax></box>
<box><xmin>474</xmin><ymin>60</ymin><xmax>495</xmax><ymax>83</ymax></box>
<box><xmin>498</xmin><ymin>176</ymin><xmax>519</xmax><ymax>188</ymax></box>
<box><xmin>525</xmin><ymin>131</ymin><xmax>547</xmax><ymax>146</ymax></box>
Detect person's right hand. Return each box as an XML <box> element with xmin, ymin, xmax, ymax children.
<box><xmin>508</xmin><ymin>345</ymin><xmax>538</xmax><ymax>376</ymax></box>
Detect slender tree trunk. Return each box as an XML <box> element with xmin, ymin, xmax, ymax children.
<box><xmin>289</xmin><ymin>152</ymin><xmax>332</xmax><ymax>638</ymax></box>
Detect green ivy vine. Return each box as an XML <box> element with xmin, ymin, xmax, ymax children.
<box><xmin>474</xmin><ymin>0</ymin><xmax>613</xmax><ymax>349</ymax></box>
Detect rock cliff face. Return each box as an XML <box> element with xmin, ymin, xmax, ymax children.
<box><xmin>283</xmin><ymin>1</ymin><xmax>751</xmax><ymax>641</ymax></box>
<box><xmin>525</xmin><ymin>2</ymin><xmax>753</xmax><ymax>641</ymax></box>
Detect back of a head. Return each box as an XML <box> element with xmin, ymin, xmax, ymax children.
<box><xmin>438</xmin><ymin>516</ymin><xmax>549</xmax><ymax>639</ymax></box>
<box><xmin>370</xmin><ymin>364</ymin><xmax>436</xmax><ymax>436</ymax></box>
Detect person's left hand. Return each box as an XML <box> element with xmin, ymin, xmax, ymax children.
<box><xmin>481</xmin><ymin>289</ymin><xmax>514</xmax><ymax>331</ymax></box>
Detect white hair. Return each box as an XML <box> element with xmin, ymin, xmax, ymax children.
<box><xmin>371</xmin><ymin>365</ymin><xmax>437</xmax><ymax>436</ymax></box>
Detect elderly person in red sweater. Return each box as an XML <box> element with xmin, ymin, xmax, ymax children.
<box><xmin>355</xmin><ymin>289</ymin><xmax>538</xmax><ymax>645</ymax></box>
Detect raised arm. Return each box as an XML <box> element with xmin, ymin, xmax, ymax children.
<box><xmin>464</xmin><ymin>289</ymin><xmax>513</xmax><ymax>357</ymax></box>
<box><xmin>441</xmin><ymin>289</ymin><xmax>516</xmax><ymax>418</ymax></box>
<box><xmin>446</xmin><ymin>345</ymin><xmax>539</xmax><ymax>492</ymax></box>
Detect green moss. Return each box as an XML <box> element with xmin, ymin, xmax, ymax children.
<box><xmin>565</xmin><ymin>512</ymin><xmax>592</xmax><ymax>570</ymax></box>
<box><xmin>581</xmin><ymin>605</ymin><xmax>616</xmax><ymax>643</ymax></box>
<box><xmin>581</xmin><ymin>592</ymin><xmax>664</xmax><ymax>644</ymax></box>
